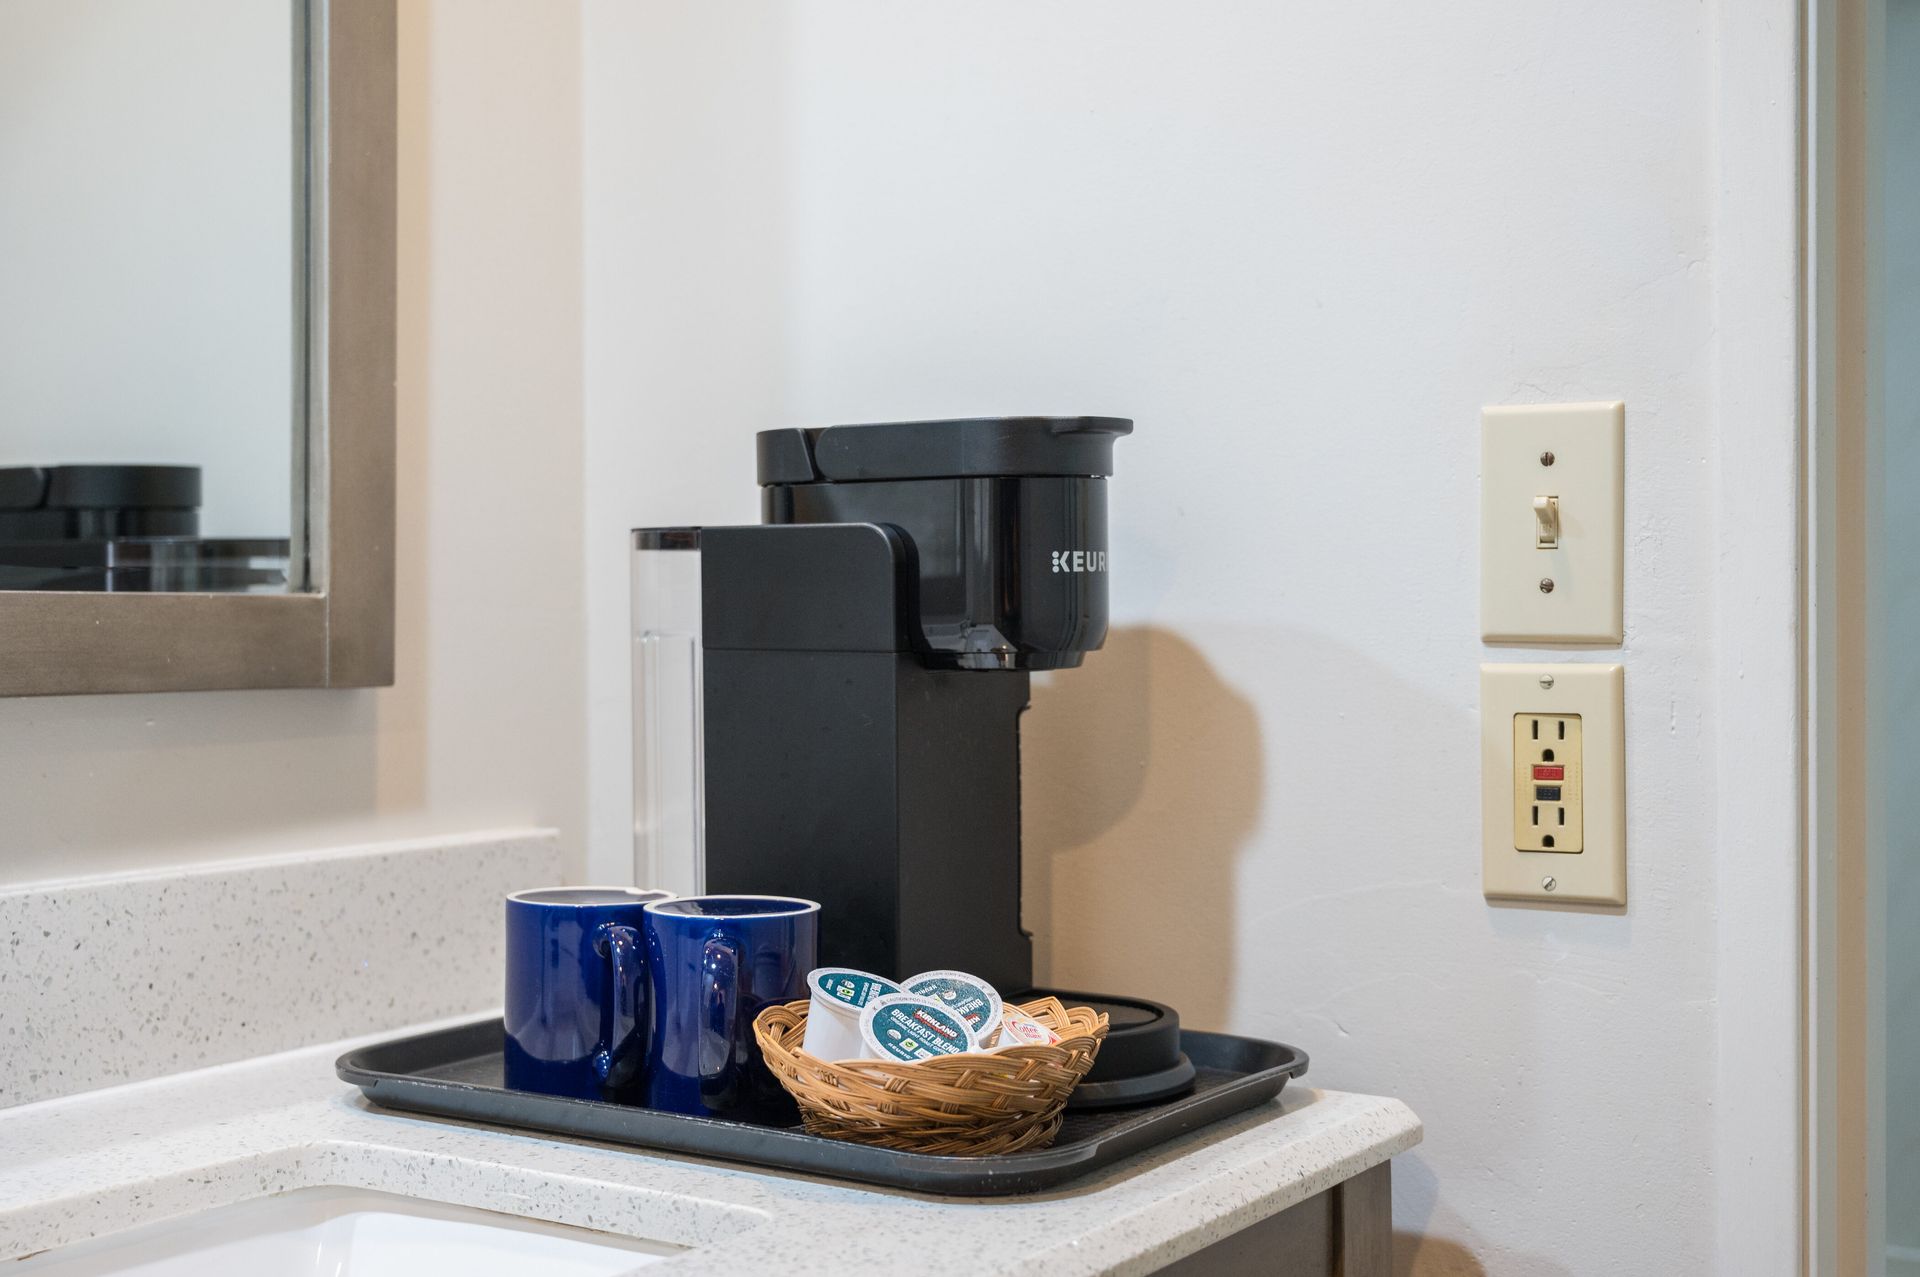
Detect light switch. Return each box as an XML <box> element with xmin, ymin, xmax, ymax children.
<box><xmin>1532</xmin><ymin>496</ymin><xmax>1560</xmax><ymax>549</ymax></box>
<box><xmin>1481</xmin><ymin>402</ymin><xmax>1624</xmax><ymax>643</ymax></box>
<box><xmin>1481</xmin><ymin>663</ymin><xmax>1625</xmax><ymax>906</ymax></box>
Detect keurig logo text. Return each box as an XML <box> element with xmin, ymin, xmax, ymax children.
<box><xmin>1049</xmin><ymin>550</ymin><xmax>1108</xmax><ymax>574</ymax></box>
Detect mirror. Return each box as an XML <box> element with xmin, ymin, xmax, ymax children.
<box><xmin>0</xmin><ymin>0</ymin><xmax>393</xmax><ymax>695</ymax></box>
<box><xmin>0</xmin><ymin>0</ymin><xmax>303</xmax><ymax>593</ymax></box>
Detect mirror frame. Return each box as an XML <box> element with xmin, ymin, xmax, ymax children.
<box><xmin>0</xmin><ymin>0</ymin><xmax>395</xmax><ymax>696</ymax></box>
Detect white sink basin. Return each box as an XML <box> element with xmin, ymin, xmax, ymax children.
<box><xmin>14</xmin><ymin>1187</ymin><xmax>684</xmax><ymax>1276</ymax></box>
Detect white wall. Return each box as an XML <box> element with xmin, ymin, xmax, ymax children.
<box><xmin>0</xmin><ymin>0</ymin><xmax>294</xmax><ymax>538</ymax></box>
<box><xmin>0</xmin><ymin>0</ymin><xmax>587</xmax><ymax>887</ymax></box>
<box><xmin>582</xmin><ymin>4</ymin><xmax>1797</xmax><ymax>1272</ymax></box>
<box><xmin>581</xmin><ymin>3</ymin><xmax>792</xmax><ymax>881</ymax></box>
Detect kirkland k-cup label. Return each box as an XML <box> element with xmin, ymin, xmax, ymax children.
<box><xmin>904</xmin><ymin>970</ymin><xmax>1001</xmax><ymax>1037</ymax></box>
<box><xmin>810</xmin><ymin>967</ymin><xmax>899</xmax><ymax>1010</ymax></box>
<box><xmin>861</xmin><ymin>995</ymin><xmax>977</xmax><ymax>1062</ymax></box>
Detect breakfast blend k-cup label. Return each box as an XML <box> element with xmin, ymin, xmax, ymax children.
<box><xmin>811</xmin><ymin>968</ymin><xmax>899</xmax><ymax>1010</ymax></box>
<box><xmin>862</xmin><ymin>995</ymin><xmax>976</xmax><ymax>1062</ymax></box>
<box><xmin>904</xmin><ymin>971</ymin><xmax>1000</xmax><ymax>1036</ymax></box>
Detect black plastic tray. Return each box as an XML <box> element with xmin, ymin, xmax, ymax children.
<box><xmin>337</xmin><ymin>1020</ymin><xmax>1308</xmax><ymax>1197</ymax></box>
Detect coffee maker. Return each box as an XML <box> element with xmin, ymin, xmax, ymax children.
<box><xmin>633</xmin><ymin>416</ymin><xmax>1192</xmax><ymax>1105</ymax></box>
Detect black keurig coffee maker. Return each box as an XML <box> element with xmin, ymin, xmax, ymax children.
<box><xmin>633</xmin><ymin>416</ymin><xmax>1193</xmax><ymax>1106</ymax></box>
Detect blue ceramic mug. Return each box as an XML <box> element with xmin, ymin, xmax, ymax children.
<box><xmin>503</xmin><ymin>887</ymin><xmax>674</xmax><ymax>1100</ymax></box>
<box><xmin>642</xmin><ymin>895</ymin><xmax>819</xmax><ymax>1120</ymax></box>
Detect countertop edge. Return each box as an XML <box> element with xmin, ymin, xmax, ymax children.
<box><xmin>0</xmin><ymin>1022</ymin><xmax>1423</xmax><ymax>1277</ymax></box>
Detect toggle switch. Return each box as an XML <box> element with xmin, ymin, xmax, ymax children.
<box><xmin>1533</xmin><ymin>495</ymin><xmax>1560</xmax><ymax>549</ymax></box>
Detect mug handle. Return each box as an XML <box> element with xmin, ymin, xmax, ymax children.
<box><xmin>700</xmin><ymin>928</ymin><xmax>743</xmax><ymax>1100</ymax></box>
<box><xmin>592</xmin><ymin>923</ymin><xmax>645</xmax><ymax>1089</ymax></box>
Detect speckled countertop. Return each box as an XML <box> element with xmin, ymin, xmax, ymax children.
<box><xmin>0</xmin><ymin>1014</ymin><xmax>1420</xmax><ymax>1275</ymax></box>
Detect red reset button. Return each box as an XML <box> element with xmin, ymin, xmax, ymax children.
<box><xmin>1532</xmin><ymin>765</ymin><xmax>1566</xmax><ymax>781</ymax></box>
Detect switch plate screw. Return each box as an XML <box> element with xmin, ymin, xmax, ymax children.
<box><xmin>1540</xmin><ymin>451</ymin><xmax>1556</xmax><ymax>466</ymax></box>
<box><xmin>1539</xmin><ymin>674</ymin><xmax>1555</xmax><ymax>690</ymax></box>
<box><xmin>1542</xmin><ymin>876</ymin><xmax>1557</xmax><ymax>892</ymax></box>
<box><xmin>1539</xmin><ymin>578</ymin><xmax>1555</xmax><ymax>593</ymax></box>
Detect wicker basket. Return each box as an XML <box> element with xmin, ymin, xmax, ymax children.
<box><xmin>753</xmin><ymin>996</ymin><xmax>1109</xmax><ymax>1155</ymax></box>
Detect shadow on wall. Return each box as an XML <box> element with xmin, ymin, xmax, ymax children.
<box><xmin>1392</xmin><ymin>1156</ymin><xmax>1567</xmax><ymax>1277</ymax></box>
<box><xmin>1022</xmin><ymin>626</ymin><xmax>1261</xmax><ymax>1030</ymax></box>
<box><xmin>1393</xmin><ymin>1234</ymin><xmax>1494</xmax><ymax>1277</ymax></box>
<box><xmin>374</xmin><ymin>0</ymin><xmax>435</xmax><ymax>812</ymax></box>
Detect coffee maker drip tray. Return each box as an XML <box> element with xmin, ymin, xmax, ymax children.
<box><xmin>338</xmin><ymin>1022</ymin><xmax>1308</xmax><ymax>1198</ymax></box>
<box><xmin>1021</xmin><ymin>989</ymin><xmax>1198</xmax><ymax>1110</ymax></box>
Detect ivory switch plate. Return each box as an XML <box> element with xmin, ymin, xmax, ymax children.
<box><xmin>1481</xmin><ymin>402</ymin><xmax>1624</xmax><ymax>643</ymax></box>
<box><xmin>1481</xmin><ymin>663</ymin><xmax>1625</xmax><ymax>906</ymax></box>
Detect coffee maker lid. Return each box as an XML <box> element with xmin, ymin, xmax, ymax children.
<box><xmin>757</xmin><ymin>416</ymin><xmax>1132</xmax><ymax>485</ymax></box>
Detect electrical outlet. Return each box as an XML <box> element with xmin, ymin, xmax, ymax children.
<box><xmin>1512</xmin><ymin>713</ymin><xmax>1582</xmax><ymax>852</ymax></box>
<box><xmin>1481</xmin><ymin>664</ymin><xmax>1624</xmax><ymax>906</ymax></box>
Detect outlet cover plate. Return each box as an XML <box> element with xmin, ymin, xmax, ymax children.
<box><xmin>1481</xmin><ymin>663</ymin><xmax>1625</xmax><ymax>906</ymax></box>
<box><xmin>1481</xmin><ymin>402</ymin><xmax>1624</xmax><ymax>643</ymax></box>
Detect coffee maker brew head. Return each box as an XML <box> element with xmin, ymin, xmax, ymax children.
<box><xmin>755</xmin><ymin>416</ymin><xmax>1131</xmax><ymax>671</ymax></box>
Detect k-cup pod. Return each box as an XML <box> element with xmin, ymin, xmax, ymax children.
<box><xmin>990</xmin><ymin>1002</ymin><xmax>1060</xmax><ymax>1050</ymax></box>
<box><xmin>802</xmin><ymin>967</ymin><xmax>900</xmax><ymax>1060</ymax></box>
<box><xmin>903</xmin><ymin>969</ymin><xmax>1003</xmax><ymax>1044</ymax></box>
<box><xmin>859</xmin><ymin>993</ymin><xmax>980</xmax><ymax>1063</ymax></box>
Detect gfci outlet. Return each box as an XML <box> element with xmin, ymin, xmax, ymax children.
<box><xmin>1481</xmin><ymin>664</ymin><xmax>1624</xmax><ymax>906</ymax></box>
<box><xmin>1513</xmin><ymin>714</ymin><xmax>1583</xmax><ymax>852</ymax></box>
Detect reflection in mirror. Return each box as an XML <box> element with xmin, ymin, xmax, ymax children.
<box><xmin>0</xmin><ymin>0</ymin><xmax>305</xmax><ymax>593</ymax></box>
